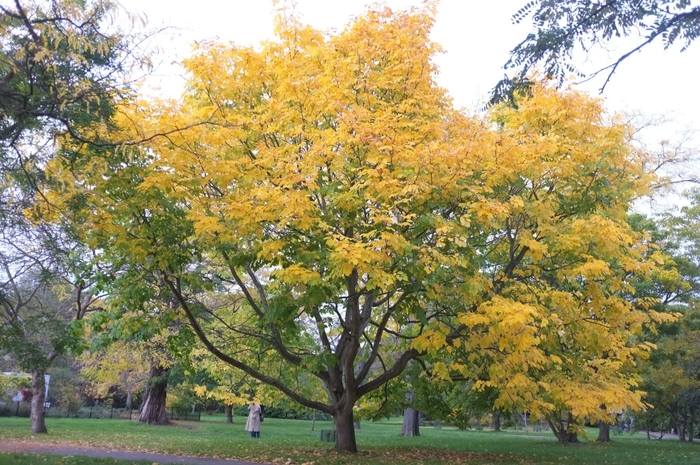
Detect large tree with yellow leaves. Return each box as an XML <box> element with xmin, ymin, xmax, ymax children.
<box><xmin>46</xmin><ymin>4</ymin><xmax>672</xmax><ymax>451</ymax></box>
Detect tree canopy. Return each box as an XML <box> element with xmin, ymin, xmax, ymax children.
<box><xmin>0</xmin><ymin>0</ymin><xmax>138</xmax><ymax>161</ymax></box>
<box><xmin>494</xmin><ymin>0</ymin><xmax>700</xmax><ymax>102</ymax></box>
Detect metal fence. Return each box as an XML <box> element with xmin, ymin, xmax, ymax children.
<box><xmin>0</xmin><ymin>402</ymin><xmax>200</xmax><ymax>421</ymax></box>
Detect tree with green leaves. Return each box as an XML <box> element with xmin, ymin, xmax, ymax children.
<box><xmin>0</xmin><ymin>217</ymin><xmax>96</xmax><ymax>433</ymax></box>
<box><xmin>493</xmin><ymin>0</ymin><xmax>700</xmax><ymax>103</ymax></box>
<box><xmin>0</xmin><ymin>0</ymin><xmax>141</xmax><ymax>434</ymax></box>
<box><xmin>631</xmin><ymin>191</ymin><xmax>700</xmax><ymax>441</ymax></box>
<box><xmin>0</xmin><ymin>0</ymin><xmax>137</xmax><ymax>160</ymax></box>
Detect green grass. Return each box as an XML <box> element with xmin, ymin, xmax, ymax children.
<box><xmin>0</xmin><ymin>453</ymin><xmax>152</xmax><ymax>465</ymax></box>
<box><xmin>1</xmin><ymin>415</ymin><xmax>699</xmax><ymax>464</ymax></box>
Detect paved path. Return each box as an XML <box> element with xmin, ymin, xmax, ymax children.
<box><xmin>0</xmin><ymin>441</ymin><xmax>268</xmax><ymax>465</ymax></box>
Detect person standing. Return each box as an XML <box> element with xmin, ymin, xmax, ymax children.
<box><xmin>245</xmin><ymin>402</ymin><xmax>262</xmax><ymax>438</ymax></box>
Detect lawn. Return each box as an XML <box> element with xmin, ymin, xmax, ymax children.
<box><xmin>1</xmin><ymin>415</ymin><xmax>699</xmax><ymax>464</ymax></box>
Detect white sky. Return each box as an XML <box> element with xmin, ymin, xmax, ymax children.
<box><xmin>117</xmin><ymin>0</ymin><xmax>699</xmax><ymax>210</ymax></box>
<box><xmin>118</xmin><ymin>0</ymin><xmax>699</xmax><ymax>116</ymax></box>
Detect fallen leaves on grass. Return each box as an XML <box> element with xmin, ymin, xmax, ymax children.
<box><xmin>262</xmin><ymin>447</ymin><xmax>522</xmax><ymax>465</ymax></box>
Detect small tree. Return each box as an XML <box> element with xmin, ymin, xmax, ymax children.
<box><xmin>0</xmin><ymin>231</ymin><xmax>94</xmax><ymax>433</ymax></box>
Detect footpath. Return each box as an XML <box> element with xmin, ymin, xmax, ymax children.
<box><xmin>0</xmin><ymin>440</ymin><xmax>268</xmax><ymax>465</ymax></box>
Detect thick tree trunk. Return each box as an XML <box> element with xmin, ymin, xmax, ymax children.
<box><xmin>126</xmin><ymin>391</ymin><xmax>133</xmax><ymax>411</ymax></box>
<box><xmin>334</xmin><ymin>408</ymin><xmax>358</xmax><ymax>452</ymax></box>
<box><xmin>548</xmin><ymin>413</ymin><xmax>581</xmax><ymax>444</ymax></box>
<box><xmin>402</xmin><ymin>391</ymin><xmax>420</xmax><ymax>437</ymax></box>
<box><xmin>30</xmin><ymin>371</ymin><xmax>48</xmax><ymax>434</ymax></box>
<box><xmin>597</xmin><ymin>422</ymin><xmax>611</xmax><ymax>442</ymax></box>
<box><xmin>559</xmin><ymin>430</ymin><xmax>581</xmax><ymax>443</ymax></box>
<box><xmin>402</xmin><ymin>407</ymin><xmax>420</xmax><ymax>436</ymax></box>
<box><xmin>138</xmin><ymin>364</ymin><xmax>170</xmax><ymax>425</ymax></box>
<box><xmin>493</xmin><ymin>410</ymin><xmax>501</xmax><ymax>432</ymax></box>
<box><xmin>225</xmin><ymin>404</ymin><xmax>233</xmax><ymax>424</ymax></box>
<box><xmin>676</xmin><ymin>422</ymin><xmax>687</xmax><ymax>442</ymax></box>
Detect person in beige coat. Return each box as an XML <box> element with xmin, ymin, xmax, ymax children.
<box><xmin>245</xmin><ymin>403</ymin><xmax>262</xmax><ymax>438</ymax></box>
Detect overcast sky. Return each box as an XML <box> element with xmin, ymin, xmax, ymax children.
<box><xmin>118</xmin><ymin>0</ymin><xmax>698</xmax><ymax>114</ymax></box>
<box><xmin>117</xmin><ymin>0</ymin><xmax>699</xmax><ymax>209</ymax></box>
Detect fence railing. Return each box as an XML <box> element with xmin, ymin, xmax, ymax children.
<box><xmin>0</xmin><ymin>402</ymin><xmax>200</xmax><ymax>422</ymax></box>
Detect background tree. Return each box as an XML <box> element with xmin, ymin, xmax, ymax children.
<box><xmin>89</xmin><ymin>302</ymin><xmax>180</xmax><ymax>425</ymax></box>
<box><xmin>0</xmin><ymin>0</ymin><xmax>137</xmax><ymax>162</ymax></box>
<box><xmin>421</xmin><ymin>87</ymin><xmax>676</xmax><ymax>444</ymax></box>
<box><xmin>493</xmin><ymin>0</ymin><xmax>700</xmax><ymax>102</ymax></box>
<box><xmin>80</xmin><ymin>338</ymin><xmax>150</xmax><ymax>410</ymax></box>
<box><xmin>632</xmin><ymin>192</ymin><xmax>700</xmax><ymax>440</ymax></box>
<box><xmin>191</xmin><ymin>349</ymin><xmax>252</xmax><ymax>424</ymax></box>
<box><xmin>0</xmin><ymin>218</ymin><xmax>95</xmax><ymax>433</ymax></box>
<box><xmin>0</xmin><ymin>0</ymin><xmax>144</xmax><ymax>433</ymax></box>
<box><xmin>639</xmin><ymin>320</ymin><xmax>700</xmax><ymax>441</ymax></box>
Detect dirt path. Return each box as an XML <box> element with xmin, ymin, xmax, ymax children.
<box><xmin>0</xmin><ymin>440</ymin><xmax>268</xmax><ymax>465</ymax></box>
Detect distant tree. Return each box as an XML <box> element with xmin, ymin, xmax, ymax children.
<box><xmin>632</xmin><ymin>192</ymin><xmax>700</xmax><ymax>441</ymax></box>
<box><xmin>493</xmin><ymin>0</ymin><xmax>700</xmax><ymax>103</ymax></box>
<box><xmin>191</xmin><ymin>350</ymin><xmax>251</xmax><ymax>424</ymax></box>
<box><xmin>80</xmin><ymin>338</ymin><xmax>150</xmax><ymax>410</ymax></box>
<box><xmin>88</xmin><ymin>305</ymin><xmax>178</xmax><ymax>426</ymax></box>
<box><xmin>138</xmin><ymin>360</ymin><xmax>170</xmax><ymax>425</ymax></box>
<box><xmin>401</xmin><ymin>391</ymin><xmax>421</xmax><ymax>437</ymax></box>
<box><xmin>0</xmin><ymin>221</ymin><xmax>95</xmax><ymax>433</ymax></box>
<box><xmin>0</xmin><ymin>0</ymin><xmax>143</xmax><ymax>433</ymax></box>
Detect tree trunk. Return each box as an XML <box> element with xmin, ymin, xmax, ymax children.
<box><xmin>126</xmin><ymin>391</ymin><xmax>133</xmax><ymax>411</ymax></box>
<box><xmin>401</xmin><ymin>390</ymin><xmax>420</xmax><ymax>437</ymax></box>
<box><xmin>402</xmin><ymin>407</ymin><xmax>420</xmax><ymax>436</ymax></box>
<box><xmin>225</xmin><ymin>404</ymin><xmax>233</xmax><ymax>424</ymax></box>
<box><xmin>333</xmin><ymin>407</ymin><xmax>358</xmax><ymax>453</ymax></box>
<box><xmin>311</xmin><ymin>409</ymin><xmax>316</xmax><ymax>431</ymax></box>
<box><xmin>138</xmin><ymin>364</ymin><xmax>170</xmax><ymax>425</ymax></box>
<box><xmin>676</xmin><ymin>422</ymin><xmax>686</xmax><ymax>442</ymax></box>
<box><xmin>597</xmin><ymin>422</ymin><xmax>611</xmax><ymax>442</ymax></box>
<box><xmin>548</xmin><ymin>413</ymin><xmax>581</xmax><ymax>444</ymax></box>
<box><xmin>521</xmin><ymin>412</ymin><xmax>529</xmax><ymax>432</ymax></box>
<box><xmin>560</xmin><ymin>430</ymin><xmax>581</xmax><ymax>443</ymax></box>
<box><xmin>30</xmin><ymin>371</ymin><xmax>48</xmax><ymax>434</ymax></box>
<box><xmin>493</xmin><ymin>410</ymin><xmax>501</xmax><ymax>432</ymax></box>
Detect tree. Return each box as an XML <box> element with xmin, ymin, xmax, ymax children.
<box><xmin>0</xmin><ymin>0</ymin><xmax>136</xmax><ymax>163</ymax></box>
<box><xmin>0</xmin><ymin>0</ymin><xmax>143</xmax><ymax>433</ymax></box>
<box><xmin>88</xmin><ymin>303</ymin><xmax>180</xmax><ymax>425</ymax></box>
<box><xmin>46</xmin><ymin>5</ymin><xmax>671</xmax><ymax>452</ymax></box>
<box><xmin>401</xmin><ymin>397</ymin><xmax>421</xmax><ymax>437</ymax></box>
<box><xmin>191</xmin><ymin>350</ymin><xmax>251</xmax><ymax>424</ymax></box>
<box><xmin>632</xmin><ymin>193</ymin><xmax>700</xmax><ymax>441</ymax></box>
<box><xmin>138</xmin><ymin>359</ymin><xmax>170</xmax><ymax>424</ymax></box>
<box><xmin>80</xmin><ymin>338</ymin><xmax>150</xmax><ymax>410</ymax></box>
<box><xmin>0</xmin><ymin>220</ymin><xmax>94</xmax><ymax>433</ymax></box>
<box><xmin>640</xmin><ymin>324</ymin><xmax>700</xmax><ymax>441</ymax></box>
<box><xmin>494</xmin><ymin>0</ymin><xmax>700</xmax><ymax>102</ymax></box>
